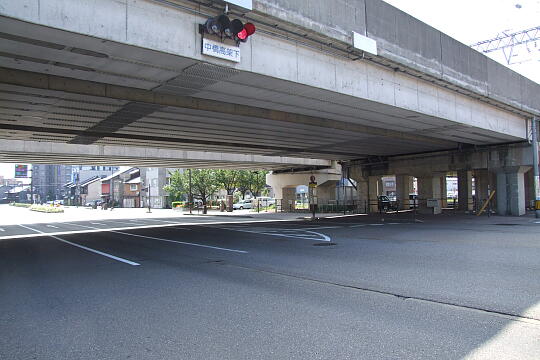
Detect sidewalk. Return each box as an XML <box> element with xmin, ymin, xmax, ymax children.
<box><xmin>0</xmin><ymin>204</ymin><xmax>346</xmax><ymax>226</ymax></box>
<box><xmin>1</xmin><ymin>204</ymin><xmax>537</xmax><ymax>227</ymax></box>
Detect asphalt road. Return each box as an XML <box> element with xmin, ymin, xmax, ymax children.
<box><xmin>1</xmin><ymin>215</ymin><xmax>539</xmax><ymax>359</ymax></box>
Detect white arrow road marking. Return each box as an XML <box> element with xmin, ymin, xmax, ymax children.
<box><xmin>17</xmin><ymin>224</ymin><xmax>140</xmax><ymax>266</ymax></box>
<box><xmin>221</xmin><ymin>227</ymin><xmax>331</xmax><ymax>242</ymax></box>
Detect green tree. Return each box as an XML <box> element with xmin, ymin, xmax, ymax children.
<box><xmin>163</xmin><ymin>169</ymin><xmax>186</xmax><ymax>203</ymax></box>
<box><xmin>163</xmin><ymin>169</ymin><xmax>220</xmax><ymax>214</ymax></box>
<box><xmin>215</xmin><ymin>170</ymin><xmax>240</xmax><ymax>195</ymax></box>
<box><xmin>236</xmin><ymin>170</ymin><xmax>251</xmax><ymax>199</ymax></box>
<box><xmin>236</xmin><ymin>170</ymin><xmax>268</xmax><ymax>199</ymax></box>
<box><xmin>248</xmin><ymin>170</ymin><xmax>268</xmax><ymax>197</ymax></box>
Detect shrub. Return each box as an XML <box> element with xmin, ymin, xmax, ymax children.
<box><xmin>171</xmin><ymin>201</ymin><xmax>185</xmax><ymax>208</ymax></box>
<box><xmin>30</xmin><ymin>205</ymin><xmax>64</xmax><ymax>213</ymax></box>
<box><xmin>10</xmin><ymin>202</ymin><xmax>31</xmax><ymax>208</ymax></box>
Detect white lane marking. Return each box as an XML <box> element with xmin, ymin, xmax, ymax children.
<box><xmin>297</xmin><ymin>226</ymin><xmax>342</xmax><ymax>230</ymax></box>
<box><xmin>349</xmin><ymin>224</ymin><xmax>366</xmax><ymax>228</ymax></box>
<box><xmin>303</xmin><ymin>230</ymin><xmax>331</xmax><ymax>242</ymax></box>
<box><xmin>46</xmin><ymin>225</ymin><xmax>59</xmax><ymax>229</ymax></box>
<box><xmin>0</xmin><ymin>218</ymin><xmax>326</xmax><ymax>240</ymax></box>
<box><xmin>145</xmin><ymin>219</ymin><xmax>190</xmax><ymax>225</ymax></box>
<box><xmin>90</xmin><ymin>223</ymin><xmax>106</xmax><ymax>226</ymax></box>
<box><xmin>112</xmin><ymin>221</ymin><xmax>147</xmax><ymax>226</ymax></box>
<box><xmin>113</xmin><ymin>231</ymin><xmax>247</xmax><ymax>253</ymax></box>
<box><xmin>0</xmin><ymin>228</ymin><xmax>4</xmax><ymax>232</ymax></box>
<box><xmin>17</xmin><ymin>224</ymin><xmax>140</xmax><ymax>266</ymax></box>
<box><xmin>368</xmin><ymin>224</ymin><xmax>385</xmax><ymax>226</ymax></box>
<box><xmin>535</xmin><ymin>221</ymin><xmax>540</xmax><ymax>224</ymax></box>
<box><xmin>68</xmin><ymin>223</ymin><xmax>247</xmax><ymax>254</ymax></box>
<box><xmin>222</xmin><ymin>227</ymin><xmax>331</xmax><ymax>242</ymax></box>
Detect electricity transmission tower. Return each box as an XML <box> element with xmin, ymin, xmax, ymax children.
<box><xmin>470</xmin><ymin>26</ymin><xmax>540</xmax><ymax>64</ymax></box>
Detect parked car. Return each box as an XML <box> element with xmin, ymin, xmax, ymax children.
<box><xmin>85</xmin><ymin>200</ymin><xmax>102</xmax><ymax>207</ymax></box>
<box><xmin>233</xmin><ymin>199</ymin><xmax>253</xmax><ymax>210</ymax></box>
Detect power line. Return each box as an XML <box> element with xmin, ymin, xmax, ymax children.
<box><xmin>470</xmin><ymin>26</ymin><xmax>540</xmax><ymax>64</ymax></box>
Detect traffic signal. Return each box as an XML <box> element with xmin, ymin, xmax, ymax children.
<box><xmin>203</xmin><ymin>15</ymin><xmax>256</xmax><ymax>43</ymax></box>
<box><xmin>236</xmin><ymin>22</ymin><xmax>256</xmax><ymax>42</ymax></box>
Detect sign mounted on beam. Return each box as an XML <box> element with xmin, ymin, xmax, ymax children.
<box><xmin>225</xmin><ymin>0</ymin><xmax>252</xmax><ymax>11</ymax></box>
<box><xmin>202</xmin><ymin>37</ymin><xmax>241</xmax><ymax>62</ymax></box>
<box><xmin>352</xmin><ymin>31</ymin><xmax>378</xmax><ymax>55</ymax></box>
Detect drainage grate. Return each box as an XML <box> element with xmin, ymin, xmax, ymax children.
<box><xmin>313</xmin><ymin>242</ymin><xmax>337</xmax><ymax>247</ymax></box>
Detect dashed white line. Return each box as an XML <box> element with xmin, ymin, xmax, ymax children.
<box><xmin>0</xmin><ymin>228</ymin><xmax>4</xmax><ymax>232</ymax></box>
<box><xmin>17</xmin><ymin>224</ymin><xmax>140</xmax><ymax>266</ymax></box>
<box><xmin>90</xmin><ymin>223</ymin><xmax>106</xmax><ymax>226</ymax></box>
<box><xmin>46</xmin><ymin>225</ymin><xmax>59</xmax><ymax>229</ymax></box>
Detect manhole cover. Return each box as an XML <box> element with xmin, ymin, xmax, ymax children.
<box><xmin>313</xmin><ymin>242</ymin><xmax>337</xmax><ymax>247</ymax></box>
<box><xmin>494</xmin><ymin>224</ymin><xmax>520</xmax><ymax>226</ymax></box>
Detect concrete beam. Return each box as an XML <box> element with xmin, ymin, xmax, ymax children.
<box><xmin>0</xmin><ymin>139</ymin><xmax>331</xmax><ymax>169</ymax></box>
<box><xmin>0</xmin><ymin>67</ymin><xmax>457</xmax><ymax>148</ymax></box>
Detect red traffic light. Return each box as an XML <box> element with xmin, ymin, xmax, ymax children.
<box><xmin>237</xmin><ymin>22</ymin><xmax>256</xmax><ymax>41</ymax></box>
<box><xmin>203</xmin><ymin>15</ymin><xmax>255</xmax><ymax>43</ymax></box>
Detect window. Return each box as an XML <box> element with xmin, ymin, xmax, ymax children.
<box><xmin>130</xmin><ymin>184</ymin><xmax>138</xmax><ymax>191</ymax></box>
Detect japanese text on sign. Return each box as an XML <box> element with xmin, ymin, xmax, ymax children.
<box><xmin>202</xmin><ymin>38</ymin><xmax>241</xmax><ymax>62</ymax></box>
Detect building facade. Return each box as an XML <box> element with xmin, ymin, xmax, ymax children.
<box><xmin>141</xmin><ymin>168</ymin><xmax>182</xmax><ymax>209</ymax></box>
<box><xmin>31</xmin><ymin>164</ymin><xmax>72</xmax><ymax>202</ymax></box>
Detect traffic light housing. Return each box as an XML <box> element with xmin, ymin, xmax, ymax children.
<box><xmin>202</xmin><ymin>15</ymin><xmax>256</xmax><ymax>44</ymax></box>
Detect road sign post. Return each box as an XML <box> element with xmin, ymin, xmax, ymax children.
<box><xmin>309</xmin><ymin>175</ymin><xmax>317</xmax><ymax>220</ymax></box>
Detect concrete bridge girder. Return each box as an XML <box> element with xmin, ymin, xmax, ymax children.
<box><xmin>0</xmin><ymin>0</ymin><xmax>531</xmax><ymax>157</ymax></box>
<box><xmin>266</xmin><ymin>165</ymin><xmax>342</xmax><ymax>204</ymax></box>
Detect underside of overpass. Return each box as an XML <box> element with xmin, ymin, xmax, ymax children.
<box><xmin>0</xmin><ymin>12</ymin><xmax>531</xmax><ymax>170</ymax></box>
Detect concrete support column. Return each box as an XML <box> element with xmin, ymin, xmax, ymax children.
<box><xmin>474</xmin><ymin>169</ymin><xmax>490</xmax><ymax>206</ymax></box>
<box><xmin>395</xmin><ymin>175</ymin><xmax>413</xmax><ymax>210</ymax></box>
<box><xmin>356</xmin><ymin>179</ymin><xmax>368</xmax><ymax>213</ymax></box>
<box><xmin>282</xmin><ymin>187</ymin><xmax>296</xmax><ymax>212</ymax></box>
<box><xmin>368</xmin><ymin>176</ymin><xmax>382</xmax><ymax>212</ymax></box>
<box><xmin>417</xmin><ymin>174</ymin><xmax>444</xmax><ymax>214</ymax></box>
<box><xmin>458</xmin><ymin>170</ymin><xmax>473</xmax><ymax>211</ymax></box>
<box><xmin>440</xmin><ymin>175</ymin><xmax>448</xmax><ymax>208</ymax></box>
<box><xmin>496</xmin><ymin>166</ymin><xmax>530</xmax><ymax>216</ymax></box>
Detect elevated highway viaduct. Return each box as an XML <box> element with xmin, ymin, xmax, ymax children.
<box><xmin>0</xmin><ymin>0</ymin><xmax>538</xmax><ymax>215</ymax></box>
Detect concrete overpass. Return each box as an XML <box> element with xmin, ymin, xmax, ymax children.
<box><xmin>0</xmin><ymin>0</ymin><xmax>538</xmax><ymax>214</ymax></box>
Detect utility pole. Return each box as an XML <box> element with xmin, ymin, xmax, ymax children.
<box><xmin>30</xmin><ymin>166</ymin><xmax>34</xmax><ymax>204</ymax></box>
<box><xmin>532</xmin><ymin>117</ymin><xmax>540</xmax><ymax>218</ymax></box>
<box><xmin>147</xmin><ymin>180</ymin><xmax>151</xmax><ymax>213</ymax></box>
<box><xmin>189</xmin><ymin>169</ymin><xmax>193</xmax><ymax>214</ymax></box>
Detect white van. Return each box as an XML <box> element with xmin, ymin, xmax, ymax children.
<box><xmin>233</xmin><ymin>199</ymin><xmax>253</xmax><ymax>210</ymax></box>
